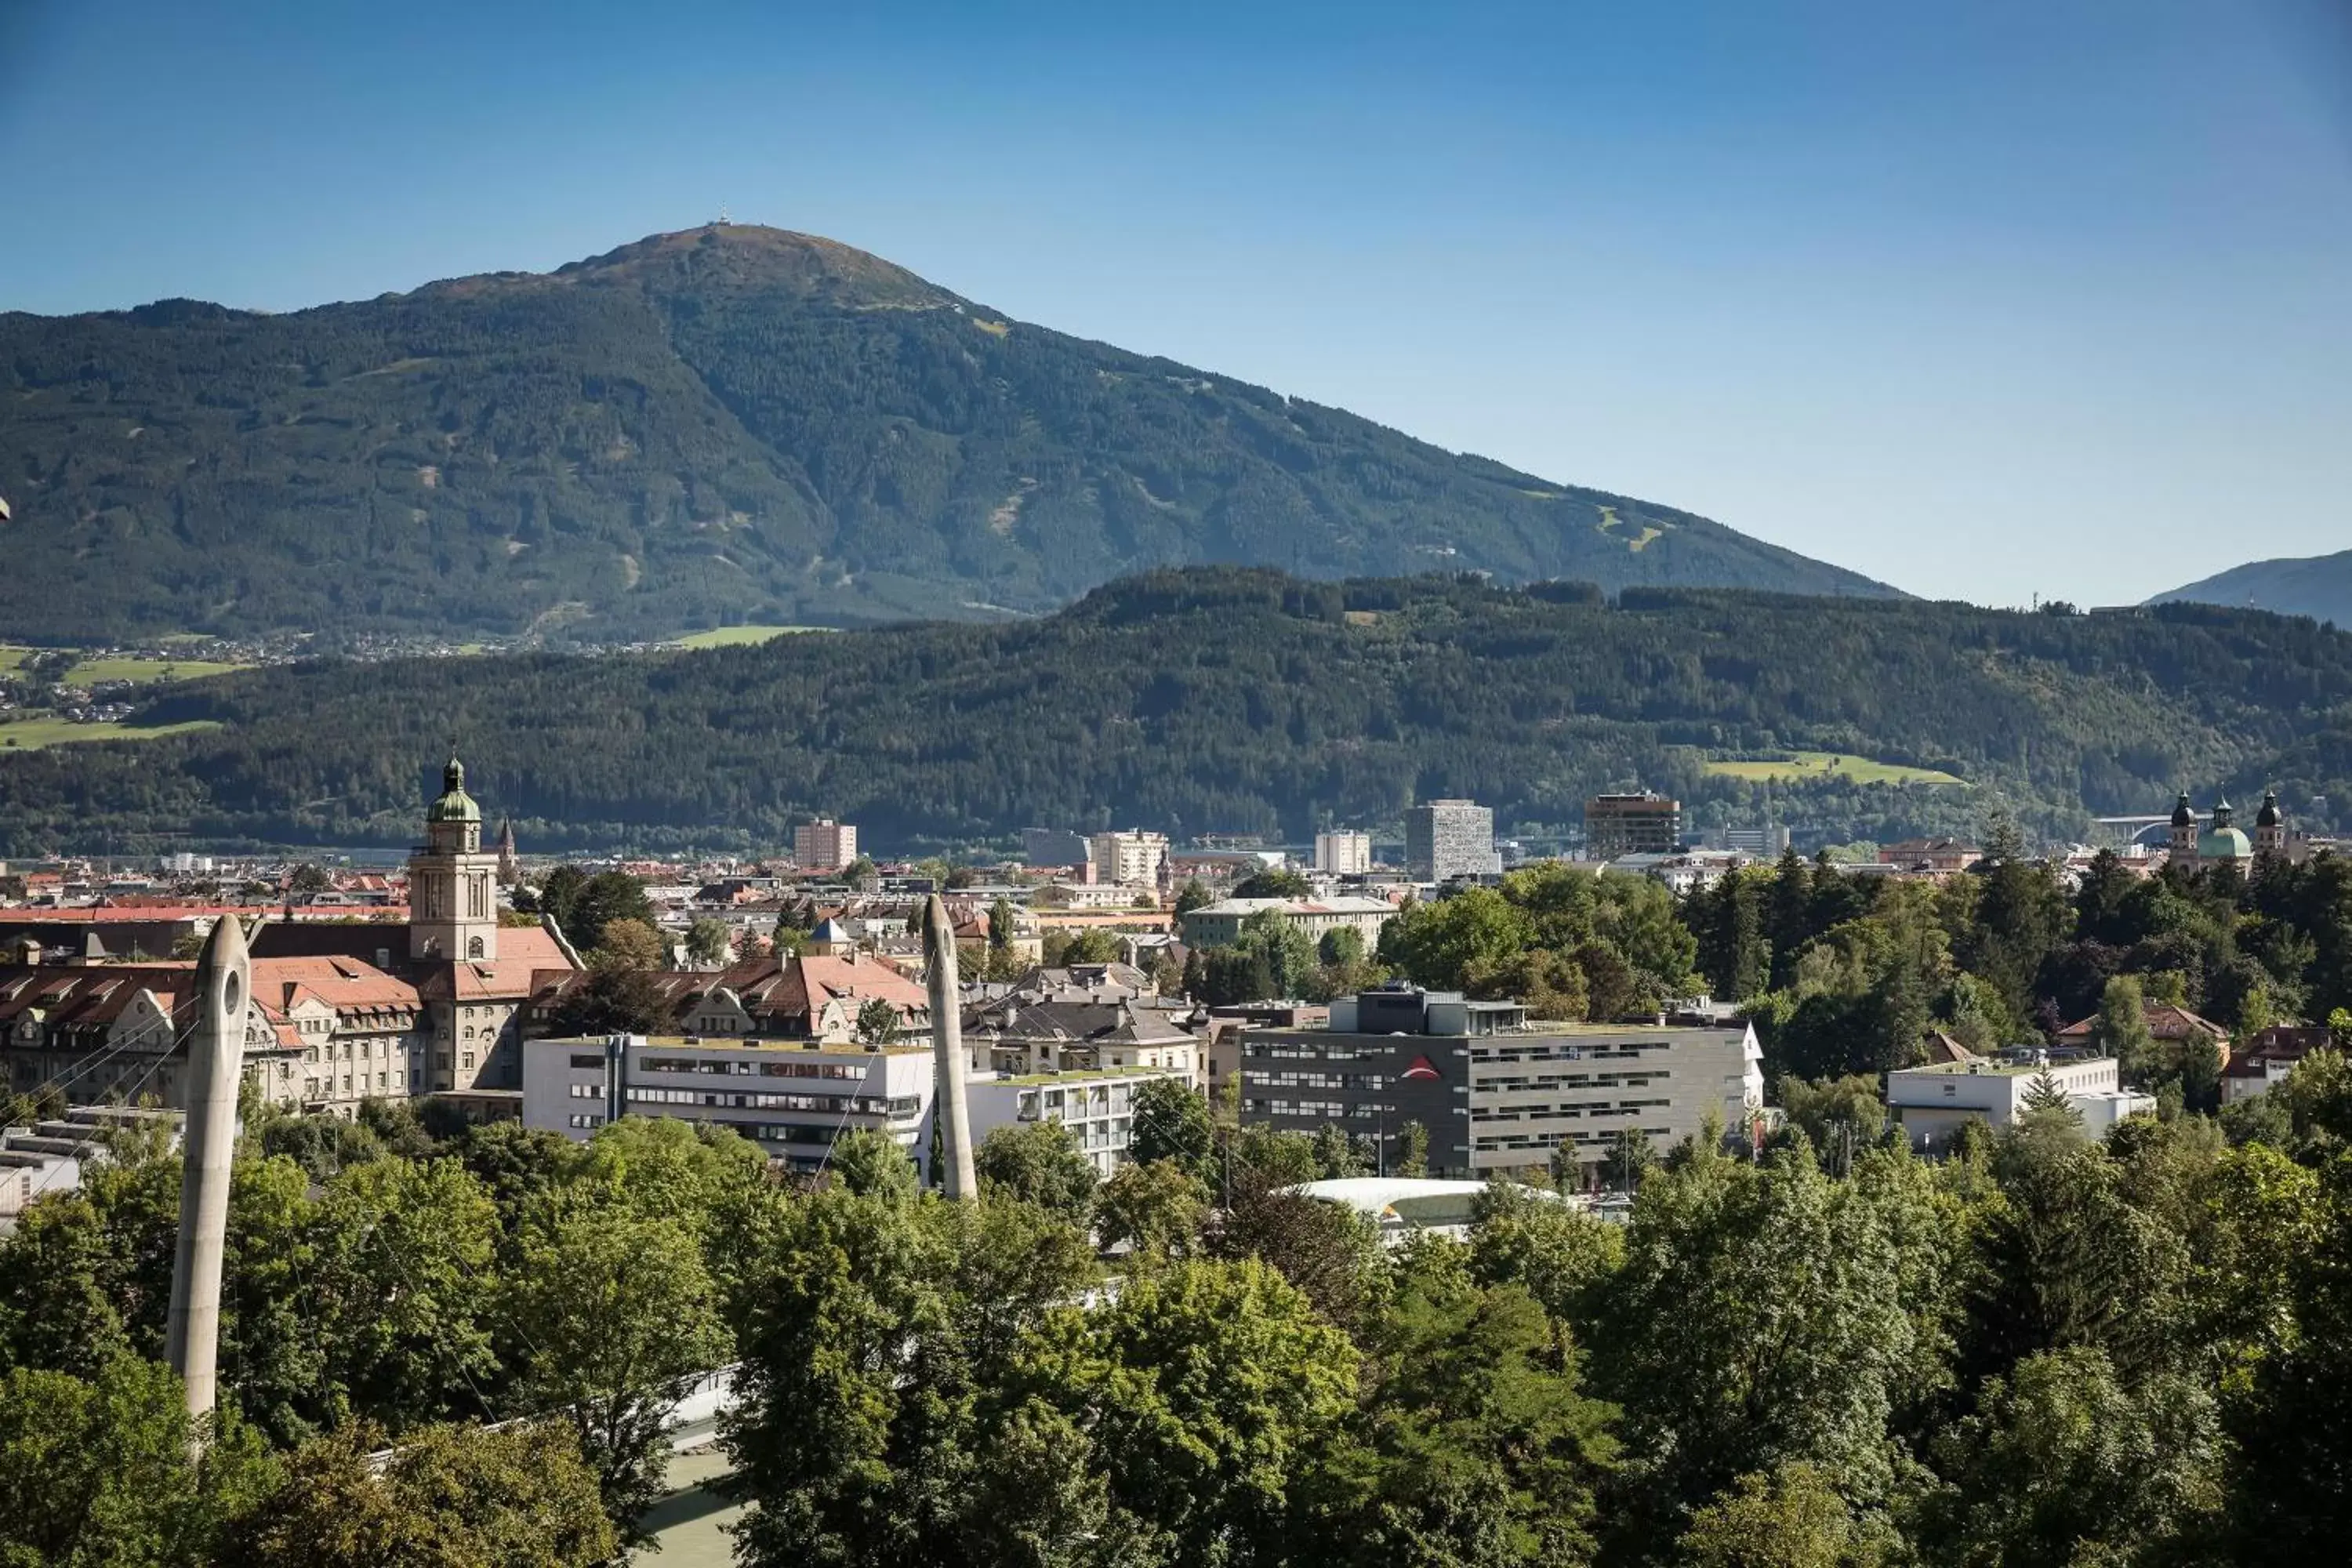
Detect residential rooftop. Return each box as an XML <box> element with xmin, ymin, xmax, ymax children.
<box><xmin>1894</xmin><ymin>1057</ymin><xmax>2109</xmax><ymax>1076</ymax></box>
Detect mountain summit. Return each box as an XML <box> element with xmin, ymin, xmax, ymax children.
<box><xmin>2151</xmin><ymin>548</ymin><xmax>2352</xmax><ymax>629</ymax></box>
<box><xmin>0</xmin><ymin>224</ymin><xmax>1899</xmax><ymax>641</ymax></box>
<box><xmin>550</xmin><ymin>225</ymin><xmax>952</xmax><ymax>307</ymax></box>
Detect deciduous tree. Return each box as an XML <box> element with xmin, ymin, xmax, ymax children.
<box><xmin>975</xmin><ymin>1121</ymin><xmax>1100</xmax><ymax>1225</ymax></box>
<box><xmin>1094</xmin><ymin>1159</ymin><xmax>1210</xmax><ymax>1259</ymax></box>
<box><xmin>501</xmin><ymin>1199</ymin><xmax>731</xmax><ymax>1544</ymax></box>
<box><xmin>1130</xmin><ymin>1078</ymin><xmax>1216</xmax><ymax>1182</ymax></box>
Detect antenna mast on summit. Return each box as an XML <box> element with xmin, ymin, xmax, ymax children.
<box><xmin>716</xmin><ymin>204</ymin><xmax>732</xmax><ymax>226</ymax></box>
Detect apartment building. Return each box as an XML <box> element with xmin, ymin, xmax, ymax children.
<box><xmin>967</xmin><ymin>1071</ymin><xmax>1175</xmax><ymax>1177</ymax></box>
<box><xmin>524</xmin><ymin>947</ymin><xmax>930</xmax><ymax>1045</ymax></box>
<box><xmin>2220</xmin><ymin>1025</ymin><xmax>2332</xmax><ymax>1104</ymax></box>
<box><xmin>1089</xmin><ymin>830</ymin><xmax>1170</xmax><ymax>888</ymax></box>
<box><xmin>960</xmin><ymin>985</ymin><xmax>1201</xmax><ymax>1171</ymax></box>
<box><xmin>1</xmin><ymin>959</ymin><xmax>305</xmax><ymax>1112</ymax></box>
<box><xmin>1315</xmin><ymin>831</ymin><xmax>1373</xmax><ymax>876</ymax></box>
<box><xmin>258</xmin><ymin>956</ymin><xmax>428</xmax><ymax>1110</ymax></box>
<box><xmin>794</xmin><ymin>818</ymin><xmax>858</xmax><ymax>875</ymax></box>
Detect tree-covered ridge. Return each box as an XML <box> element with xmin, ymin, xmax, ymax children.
<box><xmin>2</xmin><ymin>568</ymin><xmax>2349</xmax><ymax>855</ymax></box>
<box><xmin>0</xmin><ymin>224</ymin><xmax>1896</xmax><ymax>644</ymax></box>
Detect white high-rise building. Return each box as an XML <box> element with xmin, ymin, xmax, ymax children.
<box><xmin>1315</xmin><ymin>831</ymin><xmax>1373</xmax><ymax>876</ymax></box>
<box><xmin>1089</xmin><ymin>829</ymin><xmax>1169</xmax><ymax>888</ymax></box>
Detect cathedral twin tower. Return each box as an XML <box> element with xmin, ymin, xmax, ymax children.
<box><xmin>2168</xmin><ymin>789</ymin><xmax>2288</xmax><ymax>872</ymax></box>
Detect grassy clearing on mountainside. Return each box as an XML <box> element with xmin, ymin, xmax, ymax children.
<box><xmin>1704</xmin><ymin>750</ymin><xmax>1966</xmax><ymax>786</ymax></box>
<box><xmin>0</xmin><ymin>716</ymin><xmax>224</xmax><ymax>750</ymax></box>
<box><xmin>670</xmin><ymin>625</ymin><xmax>831</xmax><ymax>649</ymax></box>
<box><xmin>1</xmin><ymin>646</ymin><xmax>251</xmax><ymax>683</ymax></box>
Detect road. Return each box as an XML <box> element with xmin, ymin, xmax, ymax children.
<box><xmin>637</xmin><ymin>1444</ymin><xmax>745</xmax><ymax>1564</ymax></box>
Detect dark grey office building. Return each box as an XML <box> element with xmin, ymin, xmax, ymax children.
<box><xmin>1585</xmin><ymin>792</ymin><xmax>1684</xmax><ymax>858</ymax></box>
<box><xmin>1021</xmin><ymin>828</ymin><xmax>1091</xmax><ymax>869</ymax></box>
<box><xmin>1238</xmin><ymin>987</ymin><xmax>1522</xmax><ymax>1176</ymax></box>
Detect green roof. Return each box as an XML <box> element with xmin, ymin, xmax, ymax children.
<box><xmin>426</xmin><ymin>753</ymin><xmax>482</xmax><ymax>823</ymax></box>
<box><xmin>992</xmin><ymin>1065</ymin><xmax>1174</xmax><ymax>1086</ymax></box>
<box><xmin>2198</xmin><ymin>826</ymin><xmax>2252</xmax><ymax>858</ymax></box>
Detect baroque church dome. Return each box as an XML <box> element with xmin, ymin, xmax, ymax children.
<box><xmin>426</xmin><ymin>753</ymin><xmax>481</xmax><ymax>824</ymax></box>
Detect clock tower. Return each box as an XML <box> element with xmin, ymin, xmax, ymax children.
<box><xmin>408</xmin><ymin>753</ymin><xmax>499</xmax><ymax>963</ymax></box>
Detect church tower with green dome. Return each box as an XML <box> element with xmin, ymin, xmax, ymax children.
<box><xmin>408</xmin><ymin>753</ymin><xmax>501</xmax><ymax>963</ymax></box>
<box><xmin>2198</xmin><ymin>797</ymin><xmax>2253</xmax><ymax>867</ymax></box>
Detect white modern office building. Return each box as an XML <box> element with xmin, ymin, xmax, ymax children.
<box><xmin>524</xmin><ymin>1018</ymin><xmax>1198</xmax><ymax>1180</ymax></box>
<box><xmin>1461</xmin><ymin>1013</ymin><xmax>1765</xmax><ymax>1175</ymax></box>
<box><xmin>1178</xmin><ymin>895</ymin><xmax>1395</xmax><ymax>952</ymax></box>
<box><xmin>1886</xmin><ymin>1054</ymin><xmax>2151</xmax><ymax>1151</ymax></box>
<box><xmin>523</xmin><ymin>1033</ymin><xmax>934</xmax><ymax>1178</ymax></box>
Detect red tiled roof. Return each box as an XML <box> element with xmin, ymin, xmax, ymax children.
<box><xmin>2057</xmin><ymin>1004</ymin><xmax>2229</xmax><ymax>1043</ymax></box>
<box><xmin>2223</xmin><ymin>1025</ymin><xmax>2334</xmax><ymax>1077</ymax></box>
<box><xmin>524</xmin><ymin>949</ymin><xmax>925</xmax><ymax>1034</ymax></box>
<box><xmin>249</xmin><ymin>956</ymin><xmax>423</xmax><ymax>1013</ymax></box>
<box><xmin>0</xmin><ymin>906</ymin><xmax>248</xmax><ymax>924</ymax></box>
<box><xmin>0</xmin><ymin>962</ymin><xmax>303</xmax><ymax>1057</ymax></box>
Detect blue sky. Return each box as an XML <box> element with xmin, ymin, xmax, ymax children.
<box><xmin>3</xmin><ymin>0</ymin><xmax>2347</xmax><ymax>606</ymax></box>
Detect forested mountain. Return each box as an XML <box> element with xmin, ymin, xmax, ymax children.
<box><xmin>0</xmin><ymin>225</ymin><xmax>1896</xmax><ymax>643</ymax></box>
<box><xmin>2</xmin><ymin>568</ymin><xmax>2347</xmax><ymax>856</ymax></box>
<box><xmin>2152</xmin><ymin>548</ymin><xmax>2352</xmax><ymax>629</ymax></box>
